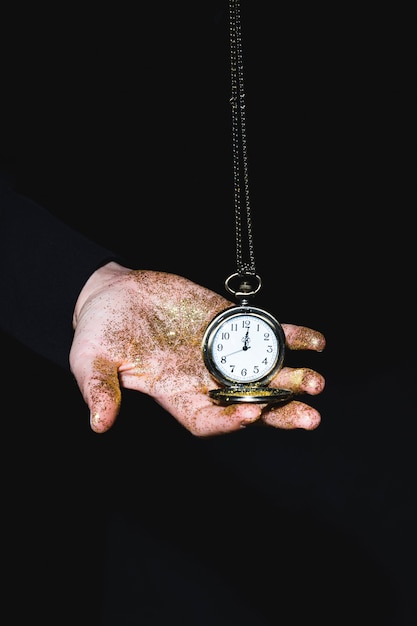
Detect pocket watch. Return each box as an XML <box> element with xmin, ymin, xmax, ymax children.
<box><xmin>202</xmin><ymin>274</ymin><xmax>293</xmax><ymax>404</ymax></box>
<box><xmin>202</xmin><ymin>0</ymin><xmax>293</xmax><ymax>405</ymax></box>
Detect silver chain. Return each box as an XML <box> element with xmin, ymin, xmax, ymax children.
<box><xmin>229</xmin><ymin>0</ymin><xmax>256</xmax><ymax>277</ymax></box>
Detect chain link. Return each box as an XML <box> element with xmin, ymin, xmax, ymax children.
<box><xmin>229</xmin><ymin>0</ymin><xmax>256</xmax><ymax>277</ymax></box>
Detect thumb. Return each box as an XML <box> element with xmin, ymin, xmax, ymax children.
<box><xmin>71</xmin><ymin>355</ymin><xmax>122</xmax><ymax>433</ymax></box>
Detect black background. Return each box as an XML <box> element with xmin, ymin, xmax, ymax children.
<box><xmin>1</xmin><ymin>2</ymin><xmax>416</xmax><ymax>624</ymax></box>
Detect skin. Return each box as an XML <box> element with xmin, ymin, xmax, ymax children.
<box><xmin>70</xmin><ymin>262</ymin><xmax>326</xmax><ymax>437</ymax></box>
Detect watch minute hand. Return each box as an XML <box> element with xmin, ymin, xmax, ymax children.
<box><xmin>223</xmin><ymin>346</ymin><xmax>251</xmax><ymax>358</ymax></box>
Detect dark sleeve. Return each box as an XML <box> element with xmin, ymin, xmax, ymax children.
<box><xmin>0</xmin><ymin>175</ymin><xmax>123</xmax><ymax>370</ymax></box>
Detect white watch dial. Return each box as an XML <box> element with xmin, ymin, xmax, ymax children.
<box><xmin>202</xmin><ymin>307</ymin><xmax>285</xmax><ymax>386</ymax></box>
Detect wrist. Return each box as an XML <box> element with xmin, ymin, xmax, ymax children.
<box><xmin>73</xmin><ymin>261</ymin><xmax>132</xmax><ymax>327</ymax></box>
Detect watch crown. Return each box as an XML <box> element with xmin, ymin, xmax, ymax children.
<box><xmin>225</xmin><ymin>272</ymin><xmax>262</xmax><ymax>299</ymax></box>
<box><xmin>239</xmin><ymin>280</ymin><xmax>252</xmax><ymax>292</ymax></box>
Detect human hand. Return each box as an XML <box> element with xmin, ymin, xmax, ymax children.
<box><xmin>70</xmin><ymin>263</ymin><xmax>326</xmax><ymax>437</ymax></box>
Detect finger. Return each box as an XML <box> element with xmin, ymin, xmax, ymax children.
<box><xmin>271</xmin><ymin>366</ymin><xmax>325</xmax><ymax>396</ymax></box>
<box><xmin>261</xmin><ymin>400</ymin><xmax>321</xmax><ymax>430</ymax></box>
<box><xmin>282</xmin><ymin>324</ymin><xmax>326</xmax><ymax>352</ymax></box>
<box><xmin>71</xmin><ymin>354</ymin><xmax>122</xmax><ymax>433</ymax></box>
<box><xmin>156</xmin><ymin>392</ymin><xmax>264</xmax><ymax>437</ymax></box>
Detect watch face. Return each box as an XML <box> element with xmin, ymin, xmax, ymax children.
<box><xmin>202</xmin><ymin>306</ymin><xmax>286</xmax><ymax>386</ymax></box>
